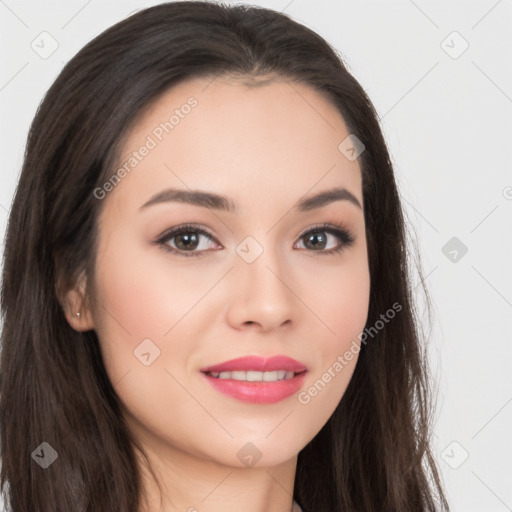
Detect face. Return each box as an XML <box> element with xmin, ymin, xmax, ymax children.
<box><xmin>79</xmin><ymin>76</ymin><xmax>370</xmax><ymax>469</ymax></box>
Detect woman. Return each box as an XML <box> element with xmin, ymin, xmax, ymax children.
<box><xmin>0</xmin><ymin>2</ymin><xmax>449</xmax><ymax>511</ymax></box>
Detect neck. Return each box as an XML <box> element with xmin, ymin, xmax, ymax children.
<box><xmin>135</xmin><ymin>438</ymin><xmax>298</xmax><ymax>512</ymax></box>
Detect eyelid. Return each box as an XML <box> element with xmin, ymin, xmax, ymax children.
<box><xmin>297</xmin><ymin>221</ymin><xmax>351</xmax><ymax>239</ymax></box>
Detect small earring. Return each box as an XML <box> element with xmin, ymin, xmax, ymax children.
<box><xmin>76</xmin><ymin>311</ymin><xmax>81</xmax><ymax>319</ymax></box>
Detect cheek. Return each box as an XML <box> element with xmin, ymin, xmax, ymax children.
<box><xmin>96</xmin><ymin>245</ymin><xmax>223</xmax><ymax>333</ymax></box>
<box><xmin>294</xmin><ymin>257</ymin><xmax>370</xmax><ymax>422</ymax></box>
<box><xmin>90</xmin><ymin>234</ymin><xmax>228</xmax><ymax>391</ymax></box>
<box><xmin>298</xmin><ymin>252</ymin><xmax>370</xmax><ymax>352</ymax></box>
<box><xmin>91</xmin><ymin>244</ymin><xmax>212</xmax><ymax>445</ymax></box>
<box><xmin>90</xmin><ymin>238</ymin><xmax>185</xmax><ymax>381</ymax></box>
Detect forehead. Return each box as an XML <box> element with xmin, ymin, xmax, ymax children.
<box><xmin>107</xmin><ymin>75</ymin><xmax>363</xmax><ymax>214</ymax></box>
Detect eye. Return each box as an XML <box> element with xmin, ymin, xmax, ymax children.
<box><xmin>155</xmin><ymin>223</ymin><xmax>220</xmax><ymax>257</ymax></box>
<box><xmin>154</xmin><ymin>222</ymin><xmax>356</xmax><ymax>258</ymax></box>
<box><xmin>294</xmin><ymin>222</ymin><xmax>355</xmax><ymax>255</ymax></box>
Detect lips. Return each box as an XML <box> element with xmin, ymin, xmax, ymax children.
<box><xmin>200</xmin><ymin>355</ymin><xmax>308</xmax><ymax>404</ymax></box>
<box><xmin>200</xmin><ymin>355</ymin><xmax>307</xmax><ymax>374</ymax></box>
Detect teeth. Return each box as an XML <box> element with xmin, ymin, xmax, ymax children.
<box><xmin>247</xmin><ymin>371</ymin><xmax>263</xmax><ymax>381</ymax></box>
<box><xmin>208</xmin><ymin>370</ymin><xmax>296</xmax><ymax>381</ymax></box>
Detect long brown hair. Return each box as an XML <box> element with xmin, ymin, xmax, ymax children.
<box><xmin>0</xmin><ymin>2</ymin><xmax>449</xmax><ymax>511</ymax></box>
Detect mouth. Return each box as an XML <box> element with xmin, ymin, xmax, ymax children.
<box><xmin>200</xmin><ymin>355</ymin><xmax>308</xmax><ymax>403</ymax></box>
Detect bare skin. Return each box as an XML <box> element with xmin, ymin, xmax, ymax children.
<box><xmin>64</xmin><ymin>75</ymin><xmax>370</xmax><ymax>512</ymax></box>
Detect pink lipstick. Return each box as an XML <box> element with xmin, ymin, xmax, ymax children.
<box><xmin>200</xmin><ymin>355</ymin><xmax>308</xmax><ymax>404</ymax></box>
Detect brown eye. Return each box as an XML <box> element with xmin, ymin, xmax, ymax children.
<box><xmin>156</xmin><ymin>224</ymin><xmax>220</xmax><ymax>257</ymax></box>
<box><xmin>295</xmin><ymin>224</ymin><xmax>355</xmax><ymax>255</ymax></box>
<box><xmin>173</xmin><ymin>231</ymin><xmax>201</xmax><ymax>251</ymax></box>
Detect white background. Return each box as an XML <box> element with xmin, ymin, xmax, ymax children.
<box><xmin>1</xmin><ymin>1</ymin><xmax>511</xmax><ymax>511</ymax></box>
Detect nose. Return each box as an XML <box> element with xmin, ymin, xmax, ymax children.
<box><xmin>225</xmin><ymin>245</ymin><xmax>297</xmax><ymax>333</ymax></box>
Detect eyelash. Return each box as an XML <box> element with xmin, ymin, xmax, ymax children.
<box><xmin>154</xmin><ymin>222</ymin><xmax>355</xmax><ymax>258</ymax></box>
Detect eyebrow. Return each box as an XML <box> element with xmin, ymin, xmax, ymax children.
<box><xmin>139</xmin><ymin>186</ymin><xmax>362</xmax><ymax>212</ymax></box>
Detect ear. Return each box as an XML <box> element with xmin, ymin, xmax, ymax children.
<box><xmin>60</xmin><ymin>271</ymin><xmax>95</xmax><ymax>332</ymax></box>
